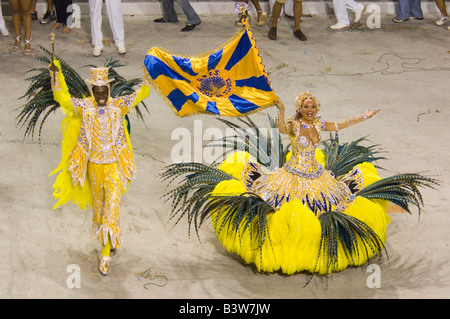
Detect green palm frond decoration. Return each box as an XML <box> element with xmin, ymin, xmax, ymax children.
<box><xmin>206</xmin><ymin>115</ymin><xmax>291</xmax><ymax>170</ymax></box>
<box><xmin>161</xmin><ymin>162</ymin><xmax>235</xmax><ymax>238</ymax></box>
<box><xmin>315</xmin><ymin>211</ymin><xmax>385</xmax><ymax>276</ymax></box>
<box><xmin>322</xmin><ymin>132</ymin><xmax>386</xmax><ymax>178</ymax></box>
<box><xmin>16</xmin><ymin>46</ymin><xmax>149</xmax><ymax>142</ymax></box>
<box><xmin>160</xmin><ymin>162</ymin><xmax>275</xmax><ymax>256</ymax></box>
<box><xmin>357</xmin><ymin>174</ymin><xmax>439</xmax><ymax>215</ymax></box>
<box><xmin>16</xmin><ymin>45</ymin><xmax>90</xmax><ymax>141</ymax></box>
<box><xmin>208</xmin><ymin>115</ymin><xmax>384</xmax><ymax>175</ymax></box>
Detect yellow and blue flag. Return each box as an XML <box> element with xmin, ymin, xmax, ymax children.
<box><xmin>144</xmin><ymin>23</ymin><xmax>277</xmax><ymax>117</ymax></box>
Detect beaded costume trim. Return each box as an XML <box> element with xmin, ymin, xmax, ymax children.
<box><xmin>284</xmin><ymin>163</ymin><xmax>324</xmax><ymax>179</ymax></box>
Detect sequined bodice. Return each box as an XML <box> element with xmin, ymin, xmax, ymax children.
<box><xmin>283</xmin><ymin>120</ymin><xmax>324</xmax><ymax>179</ymax></box>
<box><xmin>284</xmin><ymin>137</ymin><xmax>323</xmax><ymax>178</ymax></box>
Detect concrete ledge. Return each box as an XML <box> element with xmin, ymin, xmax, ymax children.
<box><xmin>23</xmin><ymin>1</ymin><xmax>441</xmax><ymax>17</ymax></box>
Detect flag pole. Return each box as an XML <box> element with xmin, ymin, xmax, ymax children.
<box><xmin>49</xmin><ymin>32</ymin><xmax>58</xmax><ymax>77</ymax></box>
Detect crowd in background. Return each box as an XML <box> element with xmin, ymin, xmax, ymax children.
<box><xmin>0</xmin><ymin>0</ymin><xmax>448</xmax><ymax>56</ymax></box>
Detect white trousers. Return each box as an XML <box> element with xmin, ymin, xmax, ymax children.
<box><xmin>89</xmin><ymin>0</ymin><xmax>125</xmax><ymax>48</ymax></box>
<box><xmin>0</xmin><ymin>3</ymin><xmax>5</xmax><ymax>29</ymax></box>
<box><xmin>333</xmin><ymin>0</ymin><xmax>364</xmax><ymax>24</ymax></box>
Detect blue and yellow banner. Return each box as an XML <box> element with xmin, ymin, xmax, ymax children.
<box><xmin>144</xmin><ymin>22</ymin><xmax>277</xmax><ymax>117</ymax></box>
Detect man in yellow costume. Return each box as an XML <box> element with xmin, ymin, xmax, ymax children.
<box><xmin>49</xmin><ymin>60</ymin><xmax>151</xmax><ymax>275</ymax></box>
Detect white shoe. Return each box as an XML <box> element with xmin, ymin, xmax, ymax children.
<box><xmin>354</xmin><ymin>6</ymin><xmax>366</xmax><ymax>23</ymax></box>
<box><xmin>435</xmin><ymin>15</ymin><xmax>449</xmax><ymax>26</ymax></box>
<box><xmin>330</xmin><ymin>23</ymin><xmax>350</xmax><ymax>30</ymax></box>
<box><xmin>92</xmin><ymin>46</ymin><xmax>103</xmax><ymax>57</ymax></box>
<box><xmin>0</xmin><ymin>26</ymin><xmax>9</xmax><ymax>37</ymax></box>
<box><xmin>116</xmin><ymin>43</ymin><xmax>126</xmax><ymax>54</ymax></box>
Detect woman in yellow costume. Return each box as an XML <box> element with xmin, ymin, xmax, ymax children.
<box><xmin>48</xmin><ymin>59</ymin><xmax>151</xmax><ymax>275</ymax></box>
<box><xmin>243</xmin><ymin>92</ymin><xmax>379</xmax><ymax>214</ymax></box>
<box><xmin>161</xmin><ymin>91</ymin><xmax>438</xmax><ymax>277</ymax></box>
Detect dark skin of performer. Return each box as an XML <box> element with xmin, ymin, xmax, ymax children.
<box><xmin>50</xmin><ymin>62</ymin><xmax>110</xmax><ymax>107</ymax></box>
<box><xmin>92</xmin><ymin>86</ymin><xmax>109</xmax><ymax>107</ymax></box>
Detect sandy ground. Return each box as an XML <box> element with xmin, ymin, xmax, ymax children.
<box><xmin>0</xmin><ymin>12</ymin><xmax>449</xmax><ymax>300</ymax></box>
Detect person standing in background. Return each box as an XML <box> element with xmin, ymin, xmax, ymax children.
<box><xmin>40</xmin><ymin>0</ymin><xmax>56</xmax><ymax>24</ymax></box>
<box><xmin>434</xmin><ymin>0</ymin><xmax>449</xmax><ymax>29</ymax></box>
<box><xmin>392</xmin><ymin>0</ymin><xmax>423</xmax><ymax>22</ymax></box>
<box><xmin>153</xmin><ymin>0</ymin><xmax>202</xmax><ymax>32</ymax></box>
<box><xmin>9</xmin><ymin>0</ymin><xmax>33</xmax><ymax>54</ymax></box>
<box><xmin>31</xmin><ymin>0</ymin><xmax>37</xmax><ymax>19</ymax></box>
<box><xmin>329</xmin><ymin>0</ymin><xmax>365</xmax><ymax>30</ymax></box>
<box><xmin>0</xmin><ymin>1</ymin><xmax>10</xmax><ymax>36</ymax></box>
<box><xmin>89</xmin><ymin>0</ymin><xmax>127</xmax><ymax>56</ymax></box>
<box><xmin>268</xmin><ymin>0</ymin><xmax>307</xmax><ymax>41</ymax></box>
<box><xmin>50</xmin><ymin>0</ymin><xmax>73</xmax><ymax>34</ymax></box>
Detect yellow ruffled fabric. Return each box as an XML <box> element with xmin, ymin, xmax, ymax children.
<box><xmin>117</xmin><ymin>142</ymin><xmax>137</xmax><ymax>184</ymax></box>
<box><xmin>212</xmin><ymin>151</ymin><xmax>391</xmax><ymax>275</ymax></box>
<box><xmin>50</xmin><ymin>60</ymin><xmax>92</xmax><ymax>210</ymax></box>
<box><xmin>67</xmin><ymin>144</ymin><xmax>88</xmax><ymax>186</ymax></box>
<box><xmin>50</xmin><ymin>116</ymin><xmax>93</xmax><ymax>210</ymax></box>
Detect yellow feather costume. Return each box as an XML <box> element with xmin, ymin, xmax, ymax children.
<box><xmin>212</xmin><ymin>151</ymin><xmax>390</xmax><ymax>275</ymax></box>
<box><xmin>50</xmin><ymin>60</ymin><xmax>92</xmax><ymax>210</ymax></box>
<box><xmin>49</xmin><ymin>59</ymin><xmax>151</xmax><ymax>248</ymax></box>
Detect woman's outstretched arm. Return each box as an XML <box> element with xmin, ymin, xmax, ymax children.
<box><xmin>324</xmin><ymin>109</ymin><xmax>380</xmax><ymax>131</ymax></box>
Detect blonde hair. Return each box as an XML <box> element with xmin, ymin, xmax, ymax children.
<box><xmin>294</xmin><ymin>91</ymin><xmax>320</xmax><ymax>120</ymax></box>
<box><xmin>295</xmin><ymin>91</ymin><xmax>320</xmax><ymax>110</ymax></box>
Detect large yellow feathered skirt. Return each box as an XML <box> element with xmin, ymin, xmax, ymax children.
<box><xmin>211</xmin><ymin>151</ymin><xmax>391</xmax><ymax>275</ymax></box>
